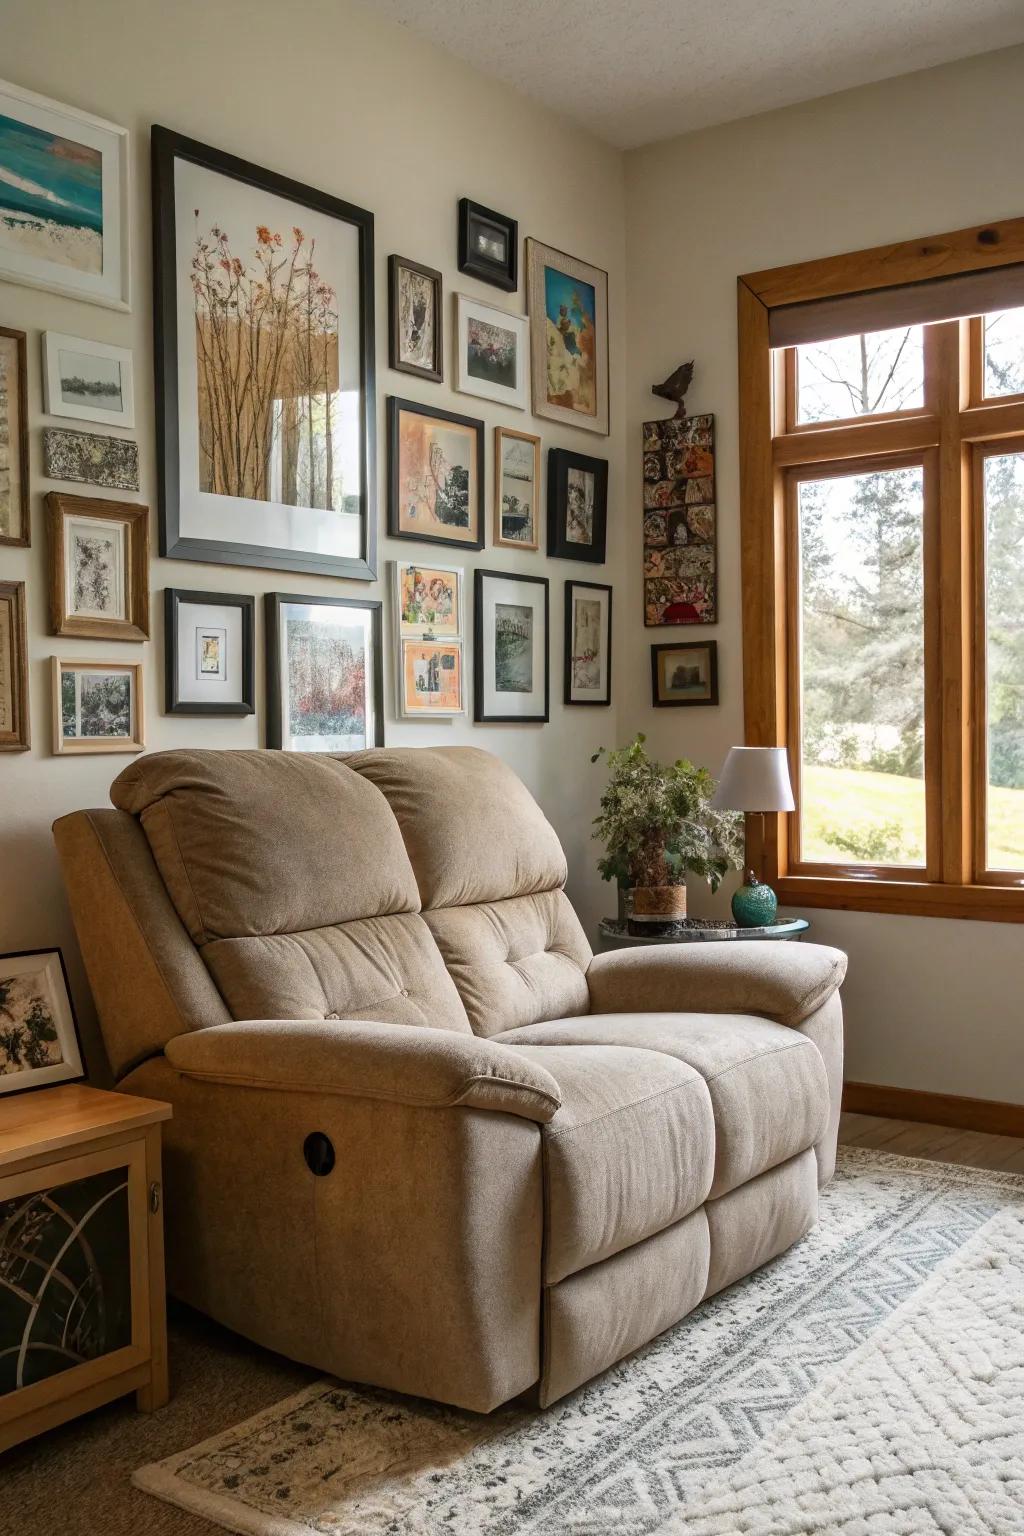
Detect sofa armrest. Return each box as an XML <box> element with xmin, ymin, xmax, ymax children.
<box><xmin>164</xmin><ymin>1018</ymin><xmax>561</xmax><ymax>1123</ymax></box>
<box><xmin>586</xmin><ymin>941</ymin><xmax>847</xmax><ymax>1028</ymax></box>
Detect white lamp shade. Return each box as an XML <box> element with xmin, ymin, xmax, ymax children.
<box><xmin>711</xmin><ymin>747</ymin><xmax>795</xmax><ymax>813</ymax></box>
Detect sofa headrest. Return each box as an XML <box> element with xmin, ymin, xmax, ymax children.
<box><xmin>345</xmin><ymin>747</ymin><xmax>568</xmax><ymax>909</ymax></box>
<box><xmin>110</xmin><ymin>749</ymin><xmax>420</xmax><ymax>944</ymax></box>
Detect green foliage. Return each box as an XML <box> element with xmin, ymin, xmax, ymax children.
<box><xmin>591</xmin><ymin>734</ymin><xmax>743</xmax><ymax>893</ymax></box>
<box><xmin>819</xmin><ymin>820</ymin><xmax>911</xmax><ymax>864</ymax></box>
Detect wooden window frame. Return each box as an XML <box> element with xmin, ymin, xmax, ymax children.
<box><xmin>738</xmin><ymin>216</ymin><xmax>1024</xmax><ymax>922</ymax></box>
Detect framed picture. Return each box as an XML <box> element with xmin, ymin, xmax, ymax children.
<box><xmin>526</xmin><ymin>238</ymin><xmax>609</xmax><ymax>436</ymax></box>
<box><xmin>152</xmin><ymin>126</ymin><xmax>376</xmax><ymax>581</ymax></box>
<box><xmin>643</xmin><ymin>413</ymin><xmax>717</xmax><ymax>625</ymax></box>
<box><xmin>43</xmin><ymin>428</ymin><xmax>139</xmax><ymax>492</ymax></box>
<box><xmin>454</xmin><ymin>293</ymin><xmax>528</xmax><ymax>411</ymax></box>
<box><xmin>457</xmin><ymin>199</ymin><xmax>517</xmax><ymax>291</ymax></box>
<box><xmin>0</xmin><ymin>950</ymin><xmax>85</xmax><ymax>1096</ymax></box>
<box><xmin>474</xmin><ymin>569</ymin><xmax>548</xmax><ymax>723</ymax></box>
<box><xmin>399</xmin><ymin>638</ymin><xmax>464</xmax><ymax>717</ymax></box>
<box><xmin>265</xmin><ymin>592</ymin><xmax>383</xmax><ymax>752</ymax></box>
<box><xmin>565</xmin><ymin>580</ymin><xmax>612</xmax><ymax>706</ymax></box>
<box><xmin>42</xmin><ymin>331</ymin><xmax>134</xmax><ymax>429</ymax></box>
<box><xmin>548</xmin><ymin>448</ymin><xmax>608</xmax><ymax>563</ymax></box>
<box><xmin>0</xmin><ymin>328</ymin><xmax>29</xmax><ymax>547</ymax></box>
<box><xmin>494</xmin><ymin>427</ymin><xmax>541</xmax><ymax>549</ymax></box>
<box><xmin>45</xmin><ymin>492</ymin><xmax>149</xmax><ymax>641</ymax></box>
<box><xmin>165</xmin><ymin>589</ymin><xmax>255</xmax><ymax>717</ymax></box>
<box><xmin>51</xmin><ymin>657</ymin><xmax>145</xmax><ymax>755</ymax></box>
<box><xmin>651</xmin><ymin>640</ymin><xmax>719</xmax><ymax>706</ymax></box>
<box><xmin>0</xmin><ymin>580</ymin><xmax>30</xmax><ymax>752</ymax></box>
<box><xmin>392</xmin><ymin>560</ymin><xmax>462</xmax><ymax>638</ymax></box>
<box><xmin>0</xmin><ymin>79</ymin><xmax>129</xmax><ymax>310</ymax></box>
<box><xmin>388</xmin><ymin>255</ymin><xmax>442</xmax><ymax>382</ymax></box>
<box><xmin>387</xmin><ymin>397</ymin><xmax>484</xmax><ymax>550</ymax></box>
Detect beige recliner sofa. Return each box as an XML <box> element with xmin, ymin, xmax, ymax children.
<box><xmin>54</xmin><ymin>746</ymin><xmax>845</xmax><ymax>1412</ymax></box>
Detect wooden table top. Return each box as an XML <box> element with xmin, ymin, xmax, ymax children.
<box><xmin>0</xmin><ymin>1083</ymin><xmax>171</xmax><ymax>1169</ymax></box>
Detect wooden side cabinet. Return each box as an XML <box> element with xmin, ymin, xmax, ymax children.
<box><xmin>0</xmin><ymin>1084</ymin><xmax>171</xmax><ymax>1452</ymax></box>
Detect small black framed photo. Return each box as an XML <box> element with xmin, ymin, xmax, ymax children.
<box><xmin>458</xmin><ymin>199</ymin><xmax>518</xmax><ymax>292</ymax></box>
<box><xmin>565</xmin><ymin>580</ymin><xmax>612</xmax><ymax>706</ymax></box>
<box><xmin>388</xmin><ymin>255</ymin><xmax>443</xmax><ymax>382</ymax></box>
<box><xmin>0</xmin><ymin>949</ymin><xmax>85</xmax><ymax>1097</ymax></box>
<box><xmin>265</xmin><ymin>592</ymin><xmax>384</xmax><ymax>751</ymax></box>
<box><xmin>474</xmin><ymin>568</ymin><xmax>549</xmax><ymax>723</ymax></box>
<box><xmin>548</xmin><ymin>448</ymin><xmax>608</xmax><ymax>563</ymax></box>
<box><xmin>164</xmin><ymin>589</ymin><xmax>255</xmax><ymax>717</ymax></box>
<box><xmin>651</xmin><ymin>640</ymin><xmax>719</xmax><ymax>707</ymax></box>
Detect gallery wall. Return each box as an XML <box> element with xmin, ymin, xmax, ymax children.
<box><xmin>0</xmin><ymin>0</ymin><xmax>627</xmax><ymax>1080</ymax></box>
<box><xmin>624</xmin><ymin>44</ymin><xmax>1024</xmax><ymax>1104</ymax></box>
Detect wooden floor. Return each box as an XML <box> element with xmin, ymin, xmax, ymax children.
<box><xmin>838</xmin><ymin>1110</ymin><xmax>1024</xmax><ymax>1172</ymax></box>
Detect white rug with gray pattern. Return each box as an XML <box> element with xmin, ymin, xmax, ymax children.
<box><xmin>134</xmin><ymin>1147</ymin><xmax>1024</xmax><ymax>1535</ymax></box>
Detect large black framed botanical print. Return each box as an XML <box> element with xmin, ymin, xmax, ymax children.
<box><xmin>152</xmin><ymin>127</ymin><xmax>376</xmax><ymax>580</ymax></box>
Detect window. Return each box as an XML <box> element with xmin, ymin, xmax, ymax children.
<box><xmin>738</xmin><ymin>219</ymin><xmax>1024</xmax><ymax>921</ymax></box>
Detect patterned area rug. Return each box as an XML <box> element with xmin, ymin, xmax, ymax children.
<box><xmin>134</xmin><ymin>1148</ymin><xmax>1024</xmax><ymax>1535</ymax></box>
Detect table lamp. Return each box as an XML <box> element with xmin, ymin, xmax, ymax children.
<box><xmin>711</xmin><ymin>747</ymin><xmax>795</xmax><ymax>928</ymax></box>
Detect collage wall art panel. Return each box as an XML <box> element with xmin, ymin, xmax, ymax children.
<box><xmin>643</xmin><ymin>413</ymin><xmax>717</xmax><ymax>626</ymax></box>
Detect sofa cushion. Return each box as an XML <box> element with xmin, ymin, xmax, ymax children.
<box><xmin>498</xmin><ymin>1013</ymin><xmax>829</xmax><ymax>1199</ymax></box>
<box><xmin>423</xmin><ymin>891</ymin><xmax>591</xmax><ymax>1037</ymax></box>
<box><xmin>345</xmin><ymin>746</ymin><xmax>570</xmax><ymax>908</ymax></box>
<box><xmin>509</xmin><ymin>1042</ymin><xmax>715</xmax><ymax>1284</ymax></box>
<box><xmin>110</xmin><ymin>749</ymin><xmax>419</xmax><ymax>944</ymax></box>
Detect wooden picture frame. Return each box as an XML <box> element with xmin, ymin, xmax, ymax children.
<box><xmin>458</xmin><ymin>198</ymin><xmax>518</xmax><ymax>292</ymax></box>
<box><xmin>265</xmin><ymin>592</ymin><xmax>384</xmax><ymax>752</ymax></box>
<box><xmin>45</xmin><ymin>492</ymin><xmax>149</xmax><ymax>641</ymax></box>
<box><xmin>0</xmin><ymin>949</ymin><xmax>84</xmax><ymax>1096</ymax></box>
<box><xmin>0</xmin><ymin>580</ymin><xmax>30</xmax><ymax>752</ymax></box>
<box><xmin>388</xmin><ymin>255</ymin><xmax>443</xmax><ymax>382</ymax></box>
<box><xmin>474</xmin><ymin>568</ymin><xmax>549</xmax><ymax>724</ymax></box>
<box><xmin>51</xmin><ymin>657</ymin><xmax>145</xmax><ymax>755</ymax></box>
<box><xmin>651</xmin><ymin>640</ymin><xmax>719</xmax><ymax>707</ymax></box>
<box><xmin>527</xmin><ymin>238</ymin><xmax>609</xmax><ymax>436</ymax></box>
<box><xmin>164</xmin><ymin>589</ymin><xmax>255</xmax><ymax>717</ymax></box>
<box><xmin>547</xmin><ymin>447</ymin><xmax>608</xmax><ymax>563</ymax></box>
<box><xmin>564</xmin><ymin>579</ymin><xmax>612</xmax><ymax>706</ymax></box>
<box><xmin>152</xmin><ymin>125</ymin><xmax>376</xmax><ymax>581</ymax></box>
<box><xmin>0</xmin><ymin>328</ymin><xmax>29</xmax><ymax>548</ymax></box>
<box><xmin>387</xmin><ymin>396</ymin><xmax>485</xmax><ymax>550</ymax></box>
<box><xmin>494</xmin><ymin>426</ymin><xmax>541</xmax><ymax>549</ymax></box>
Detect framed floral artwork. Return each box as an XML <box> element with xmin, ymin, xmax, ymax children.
<box><xmin>0</xmin><ymin>328</ymin><xmax>29</xmax><ymax>547</ymax></box>
<box><xmin>474</xmin><ymin>568</ymin><xmax>549</xmax><ymax>724</ymax></box>
<box><xmin>454</xmin><ymin>293</ymin><xmax>528</xmax><ymax>411</ymax></box>
<box><xmin>153</xmin><ymin>127</ymin><xmax>376</xmax><ymax>580</ymax></box>
<box><xmin>42</xmin><ymin>331</ymin><xmax>135</xmax><ymax>429</ymax></box>
<box><xmin>45</xmin><ymin>492</ymin><xmax>149</xmax><ymax>641</ymax></box>
<box><xmin>387</xmin><ymin>397</ymin><xmax>484</xmax><ymax>550</ymax></box>
<box><xmin>51</xmin><ymin>658</ymin><xmax>145</xmax><ymax>755</ymax></box>
<box><xmin>651</xmin><ymin>640</ymin><xmax>719</xmax><ymax>706</ymax></box>
<box><xmin>388</xmin><ymin>255</ymin><xmax>442</xmax><ymax>382</ymax></box>
<box><xmin>164</xmin><ymin>589</ymin><xmax>255</xmax><ymax>717</ymax></box>
<box><xmin>0</xmin><ymin>79</ymin><xmax>129</xmax><ymax>310</ymax></box>
<box><xmin>0</xmin><ymin>949</ymin><xmax>84</xmax><ymax>1096</ymax></box>
<box><xmin>494</xmin><ymin>426</ymin><xmax>541</xmax><ymax>549</ymax></box>
<box><xmin>265</xmin><ymin>592</ymin><xmax>383</xmax><ymax>752</ymax></box>
<box><xmin>526</xmin><ymin>238</ymin><xmax>609</xmax><ymax>436</ymax></box>
<box><xmin>564</xmin><ymin>580</ymin><xmax>612</xmax><ymax>706</ymax></box>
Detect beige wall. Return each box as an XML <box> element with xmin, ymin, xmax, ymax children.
<box><xmin>625</xmin><ymin>46</ymin><xmax>1024</xmax><ymax>1102</ymax></box>
<box><xmin>1</xmin><ymin>0</ymin><xmax>626</xmax><ymax>1079</ymax></box>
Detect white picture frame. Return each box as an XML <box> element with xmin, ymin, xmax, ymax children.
<box><xmin>454</xmin><ymin>293</ymin><xmax>529</xmax><ymax>411</ymax></box>
<box><xmin>0</xmin><ymin>948</ymin><xmax>85</xmax><ymax>1095</ymax></box>
<box><xmin>0</xmin><ymin>79</ymin><xmax>130</xmax><ymax>311</ymax></box>
<box><xmin>391</xmin><ymin>560</ymin><xmax>465</xmax><ymax>717</ymax></box>
<box><xmin>42</xmin><ymin>331</ymin><xmax>135</xmax><ymax>428</ymax></box>
<box><xmin>391</xmin><ymin>559</ymin><xmax>464</xmax><ymax>639</ymax></box>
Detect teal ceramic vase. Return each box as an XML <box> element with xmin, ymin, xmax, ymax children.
<box><xmin>731</xmin><ymin>873</ymin><xmax>777</xmax><ymax>929</ymax></box>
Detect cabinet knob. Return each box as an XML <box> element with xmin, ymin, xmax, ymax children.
<box><xmin>149</xmin><ymin>1181</ymin><xmax>161</xmax><ymax>1214</ymax></box>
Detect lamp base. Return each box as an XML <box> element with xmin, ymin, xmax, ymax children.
<box><xmin>731</xmin><ymin>872</ymin><xmax>778</xmax><ymax>928</ymax></box>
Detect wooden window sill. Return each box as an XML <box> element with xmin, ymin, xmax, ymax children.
<box><xmin>776</xmin><ymin>874</ymin><xmax>1024</xmax><ymax>923</ymax></box>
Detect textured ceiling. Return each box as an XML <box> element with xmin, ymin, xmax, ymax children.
<box><xmin>373</xmin><ymin>0</ymin><xmax>1024</xmax><ymax>149</ymax></box>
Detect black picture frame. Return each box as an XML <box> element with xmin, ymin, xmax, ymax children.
<box><xmin>164</xmin><ymin>588</ymin><xmax>256</xmax><ymax>717</ymax></box>
<box><xmin>564</xmin><ymin>579</ymin><xmax>612</xmax><ymax>706</ymax></box>
<box><xmin>264</xmin><ymin>592</ymin><xmax>384</xmax><ymax>750</ymax></box>
<box><xmin>388</xmin><ymin>255</ymin><xmax>443</xmax><ymax>382</ymax></box>
<box><xmin>0</xmin><ymin>948</ymin><xmax>86</xmax><ymax>1098</ymax></box>
<box><xmin>547</xmin><ymin>448</ymin><xmax>608</xmax><ymax>563</ymax></box>
<box><xmin>387</xmin><ymin>396</ymin><xmax>486</xmax><ymax>551</ymax></box>
<box><xmin>458</xmin><ymin>198</ymin><xmax>518</xmax><ymax>292</ymax></box>
<box><xmin>651</xmin><ymin>640</ymin><xmax>719</xmax><ymax>707</ymax></box>
<box><xmin>473</xmin><ymin>568</ymin><xmax>549</xmax><ymax>724</ymax></box>
<box><xmin>152</xmin><ymin>125</ymin><xmax>377</xmax><ymax>581</ymax></box>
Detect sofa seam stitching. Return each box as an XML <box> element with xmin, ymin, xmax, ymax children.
<box><xmin>168</xmin><ymin>1064</ymin><xmax>560</xmax><ymax>1113</ymax></box>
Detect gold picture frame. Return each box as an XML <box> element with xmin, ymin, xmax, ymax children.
<box><xmin>0</xmin><ymin>580</ymin><xmax>30</xmax><ymax>752</ymax></box>
<box><xmin>51</xmin><ymin>657</ymin><xmax>145</xmax><ymax>755</ymax></box>
<box><xmin>493</xmin><ymin>426</ymin><xmax>541</xmax><ymax>550</ymax></box>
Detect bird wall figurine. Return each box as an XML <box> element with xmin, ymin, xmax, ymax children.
<box><xmin>652</xmin><ymin>360</ymin><xmax>694</xmax><ymax>420</ymax></box>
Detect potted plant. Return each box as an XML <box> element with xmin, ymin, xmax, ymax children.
<box><xmin>592</xmin><ymin>735</ymin><xmax>743</xmax><ymax>931</ymax></box>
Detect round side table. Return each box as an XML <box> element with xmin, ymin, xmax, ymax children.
<box><xmin>597</xmin><ymin>916</ymin><xmax>809</xmax><ymax>951</ymax></box>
